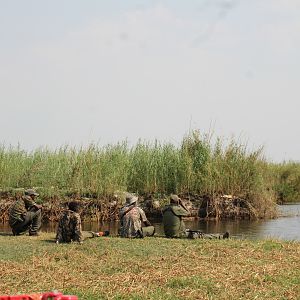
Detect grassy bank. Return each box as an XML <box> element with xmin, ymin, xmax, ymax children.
<box><xmin>0</xmin><ymin>233</ymin><xmax>300</xmax><ymax>299</ymax></box>
<box><xmin>0</xmin><ymin>131</ymin><xmax>279</xmax><ymax>219</ymax></box>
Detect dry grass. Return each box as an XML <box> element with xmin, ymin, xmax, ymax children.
<box><xmin>1</xmin><ymin>233</ymin><xmax>300</xmax><ymax>299</ymax></box>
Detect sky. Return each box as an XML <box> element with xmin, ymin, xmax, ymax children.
<box><xmin>0</xmin><ymin>0</ymin><xmax>299</xmax><ymax>162</ymax></box>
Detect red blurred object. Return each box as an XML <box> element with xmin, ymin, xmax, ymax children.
<box><xmin>42</xmin><ymin>292</ymin><xmax>77</xmax><ymax>300</ymax></box>
<box><xmin>0</xmin><ymin>292</ymin><xmax>78</xmax><ymax>300</ymax></box>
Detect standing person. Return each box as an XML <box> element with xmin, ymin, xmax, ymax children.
<box><xmin>119</xmin><ymin>194</ymin><xmax>155</xmax><ymax>238</ymax></box>
<box><xmin>9</xmin><ymin>189</ymin><xmax>42</xmax><ymax>236</ymax></box>
<box><xmin>162</xmin><ymin>194</ymin><xmax>190</xmax><ymax>238</ymax></box>
<box><xmin>56</xmin><ymin>201</ymin><xmax>108</xmax><ymax>244</ymax></box>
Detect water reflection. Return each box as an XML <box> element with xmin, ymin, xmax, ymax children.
<box><xmin>1</xmin><ymin>204</ymin><xmax>300</xmax><ymax>241</ymax></box>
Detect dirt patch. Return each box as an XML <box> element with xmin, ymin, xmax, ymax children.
<box><xmin>140</xmin><ymin>194</ymin><xmax>258</xmax><ymax>220</ymax></box>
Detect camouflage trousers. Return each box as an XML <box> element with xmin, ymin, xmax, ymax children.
<box><xmin>118</xmin><ymin>226</ymin><xmax>155</xmax><ymax>238</ymax></box>
<box><xmin>141</xmin><ymin>226</ymin><xmax>155</xmax><ymax>237</ymax></box>
<box><xmin>10</xmin><ymin>209</ymin><xmax>42</xmax><ymax>235</ymax></box>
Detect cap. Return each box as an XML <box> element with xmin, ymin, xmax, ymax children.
<box><xmin>25</xmin><ymin>189</ymin><xmax>39</xmax><ymax>197</ymax></box>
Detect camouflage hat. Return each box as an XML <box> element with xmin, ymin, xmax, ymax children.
<box><xmin>126</xmin><ymin>194</ymin><xmax>138</xmax><ymax>206</ymax></box>
<box><xmin>68</xmin><ymin>201</ymin><xmax>82</xmax><ymax>212</ymax></box>
<box><xmin>170</xmin><ymin>194</ymin><xmax>180</xmax><ymax>204</ymax></box>
<box><xmin>25</xmin><ymin>189</ymin><xmax>39</xmax><ymax>197</ymax></box>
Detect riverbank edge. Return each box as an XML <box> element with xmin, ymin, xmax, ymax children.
<box><xmin>0</xmin><ymin>191</ymin><xmax>278</xmax><ymax>223</ymax></box>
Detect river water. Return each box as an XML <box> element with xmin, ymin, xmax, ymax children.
<box><xmin>1</xmin><ymin>204</ymin><xmax>300</xmax><ymax>241</ymax></box>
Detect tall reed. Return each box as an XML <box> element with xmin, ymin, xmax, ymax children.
<box><xmin>271</xmin><ymin>162</ymin><xmax>300</xmax><ymax>203</ymax></box>
<box><xmin>0</xmin><ymin>131</ymin><xmax>283</xmax><ymax>214</ymax></box>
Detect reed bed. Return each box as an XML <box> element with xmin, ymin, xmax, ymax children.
<box><xmin>1</xmin><ymin>131</ymin><xmax>298</xmax><ymax>218</ymax></box>
<box><xmin>0</xmin><ymin>234</ymin><xmax>300</xmax><ymax>299</ymax></box>
<box><xmin>270</xmin><ymin>162</ymin><xmax>300</xmax><ymax>203</ymax></box>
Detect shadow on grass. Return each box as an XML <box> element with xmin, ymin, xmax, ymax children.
<box><xmin>43</xmin><ymin>239</ymin><xmax>56</xmax><ymax>243</ymax></box>
<box><xmin>0</xmin><ymin>232</ymin><xmax>12</xmax><ymax>236</ymax></box>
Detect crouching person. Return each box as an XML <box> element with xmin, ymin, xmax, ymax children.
<box><xmin>119</xmin><ymin>194</ymin><xmax>155</xmax><ymax>238</ymax></box>
<box><xmin>56</xmin><ymin>201</ymin><xmax>109</xmax><ymax>244</ymax></box>
<box><xmin>9</xmin><ymin>189</ymin><xmax>42</xmax><ymax>236</ymax></box>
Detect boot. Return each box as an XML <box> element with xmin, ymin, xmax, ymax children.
<box><xmin>12</xmin><ymin>229</ymin><xmax>20</xmax><ymax>236</ymax></box>
<box><xmin>223</xmin><ymin>232</ymin><xmax>230</xmax><ymax>239</ymax></box>
<box><xmin>93</xmin><ymin>231</ymin><xmax>110</xmax><ymax>237</ymax></box>
<box><xmin>29</xmin><ymin>231</ymin><xmax>40</xmax><ymax>236</ymax></box>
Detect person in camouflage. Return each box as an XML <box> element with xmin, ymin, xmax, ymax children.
<box><xmin>162</xmin><ymin>194</ymin><xmax>190</xmax><ymax>238</ymax></box>
<box><xmin>56</xmin><ymin>201</ymin><xmax>83</xmax><ymax>243</ymax></box>
<box><xmin>119</xmin><ymin>194</ymin><xmax>155</xmax><ymax>238</ymax></box>
<box><xmin>56</xmin><ymin>201</ymin><xmax>109</xmax><ymax>244</ymax></box>
<box><xmin>163</xmin><ymin>195</ymin><xmax>230</xmax><ymax>239</ymax></box>
<box><xmin>9</xmin><ymin>189</ymin><xmax>42</xmax><ymax>236</ymax></box>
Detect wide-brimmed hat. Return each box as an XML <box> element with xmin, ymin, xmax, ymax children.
<box><xmin>25</xmin><ymin>189</ymin><xmax>39</xmax><ymax>197</ymax></box>
<box><xmin>126</xmin><ymin>194</ymin><xmax>138</xmax><ymax>206</ymax></box>
<box><xmin>170</xmin><ymin>194</ymin><xmax>180</xmax><ymax>204</ymax></box>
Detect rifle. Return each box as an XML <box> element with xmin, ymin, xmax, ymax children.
<box><xmin>179</xmin><ymin>198</ymin><xmax>189</xmax><ymax>213</ymax></box>
<box><xmin>185</xmin><ymin>229</ymin><xmax>204</xmax><ymax>239</ymax></box>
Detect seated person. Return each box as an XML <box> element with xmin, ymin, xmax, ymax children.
<box><xmin>162</xmin><ymin>194</ymin><xmax>189</xmax><ymax>238</ymax></box>
<box><xmin>9</xmin><ymin>189</ymin><xmax>42</xmax><ymax>236</ymax></box>
<box><xmin>163</xmin><ymin>194</ymin><xmax>230</xmax><ymax>239</ymax></box>
<box><xmin>119</xmin><ymin>194</ymin><xmax>155</xmax><ymax>238</ymax></box>
<box><xmin>56</xmin><ymin>201</ymin><xmax>108</xmax><ymax>244</ymax></box>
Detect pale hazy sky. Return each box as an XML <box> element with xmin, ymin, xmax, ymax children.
<box><xmin>0</xmin><ymin>0</ymin><xmax>299</xmax><ymax>162</ymax></box>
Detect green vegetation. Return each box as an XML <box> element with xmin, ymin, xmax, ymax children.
<box><xmin>0</xmin><ymin>131</ymin><xmax>299</xmax><ymax>216</ymax></box>
<box><xmin>271</xmin><ymin>162</ymin><xmax>300</xmax><ymax>203</ymax></box>
<box><xmin>0</xmin><ymin>233</ymin><xmax>300</xmax><ymax>299</ymax></box>
<box><xmin>0</xmin><ymin>132</ymin><xmax>271</xmax><ymax>193</ymax></box>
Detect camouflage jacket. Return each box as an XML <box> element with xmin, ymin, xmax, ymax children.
<box><xmin>119</xmin><ymin>205</ymin><xmax>148</xmax><ymax>238</ymax></box>
<box><xmin>162</xmin><ymin>204</ymin><xmax>189</xmax><ymax>238</ymax></box>
<box><xmin>56</xmin><ymin>210</ymin><xmax>83</xmax><ymax>243</ymax></box>
<box><xmin>9</xmin><ymin>196</ymin><xmax>38</xmax><ymax>226</ymax></box>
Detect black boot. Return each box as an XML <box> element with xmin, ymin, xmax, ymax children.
<box><xmin>12</xmin><ymin>229</ymin><xmax>20</xmax><ymax>236</ymax></box>
<box><xmin>29</xmin><ymin>231</ymin><xmax>39</xmax><ymax>236</ymax></box>
<box><xmin>223</xmin><ymin>232</ymin><xmax>230</xmax><ymax>239</ymax></box>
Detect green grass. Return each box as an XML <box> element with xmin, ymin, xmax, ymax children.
<box><xmin>1</xmin><ymin>233</ymin><xmax>300</xmax><ymax>299</ymax></box>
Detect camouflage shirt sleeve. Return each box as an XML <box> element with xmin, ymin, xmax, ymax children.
<box><xmin>171</xmin><ymin>205</ymin><xmax>190</xmax><ymax>217</ymax></box>
<box><xmin>23</xmin><ymin>196</ymin><xmax>37</xmax><ymax>210</ymax></box>
<box><xmin>9</xmin><ymin>200</ymin><xmax>26</xmax><ymax>225</ymax></box>
<box><xmin>138</xmin><ymin>207</ymin><xmax>148</xmax><ymax>223</ymax></box>
<box><xmin>73</xmin><ymin>212</ymin><xmax>83</xmax><ymax>243</ymax></box>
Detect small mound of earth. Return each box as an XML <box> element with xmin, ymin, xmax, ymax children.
<box><xmin>141</xmin><ymin>194</ymin><xmax>256</xmax><ymax>220</ymax></box>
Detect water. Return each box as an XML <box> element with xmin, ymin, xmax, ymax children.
<box><xmin>1</xmin><ymin>204</ymin><xmax>300</xmax><ymax>241</ymax></box>
<box><xmin>156</xmin><ymin>203</ymin><xmax>300</xmax><ymax>240</ymax></box>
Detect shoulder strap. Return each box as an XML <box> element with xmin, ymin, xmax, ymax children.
<box><xmin>120</xmin><ymin>205</ymin><xmax>135</xmax><ymax>218</ymax></box>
